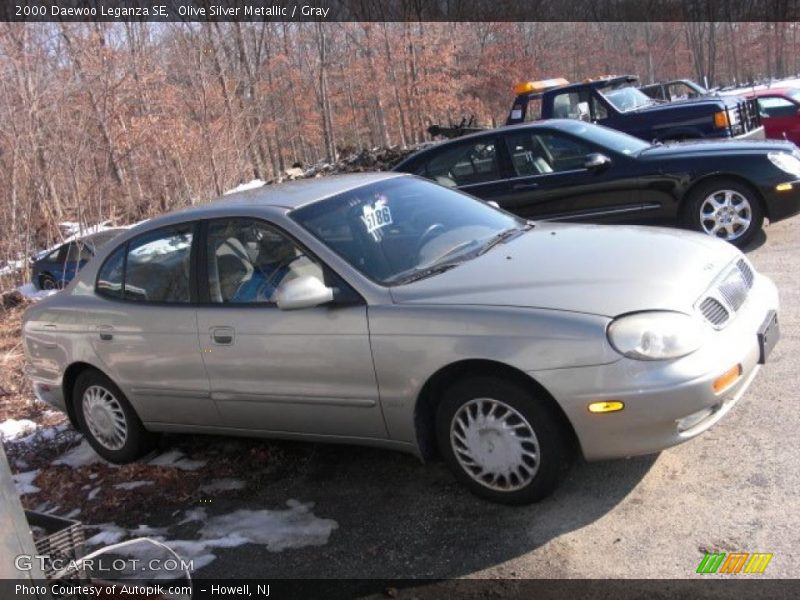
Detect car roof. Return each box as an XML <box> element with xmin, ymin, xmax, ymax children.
<box><xmin>750</xmin><ymin>87</ymin><xmax>799</xmax><ymax>97</ymax></box>
<box><xmin>121</xmin><ymin>172</ymin><xmax>408</xmax><ymax>236</ymax></box>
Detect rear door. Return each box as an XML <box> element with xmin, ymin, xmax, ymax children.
<box><xmin>490</xmin><ymin>128</ymin><xmax>643</xmax><ymax>222</ymax></box>
<box><xmin>412</xmin><ymin>135</ymin><xmax>509</xmax><ymax>203</ymax></box>
<box><xmin>89</xmin><ymin>224</ymin><xmax>215</xmax><ymax>427</ymax></box>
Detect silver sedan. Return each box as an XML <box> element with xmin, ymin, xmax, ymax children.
<box><xmin>23</xmin><ymin>173</ymin><xmax>780</xmax><ymax>504</ymax></box>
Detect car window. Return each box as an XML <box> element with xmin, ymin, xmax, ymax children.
<box><xmin>416</xmin><ymin>140</ymin><xmax>500</xmax><ymax>187</ymax></box>
<box><xmin>757</xmin><ymin>96</ymin><xmax>798</xmax><ymax>118</ymax></box>
<box><xmin>524</xmin><ymin>98</ymin><xmax>543</xmax><ymax>122</ymax></box>
<box><xmin>65</xmin><ymin>242</ymin><xmax>92</xmax><ymax>262</ymax></box>
<box><xmin>552</xmin><ymin>92</ymin><xmax>588</xmax><ymax>120</ymax></box>
<box><xmin>96</xmin><ymin>244</ymin><xmax>126</xmax><ymax>300</ymax></box>
<box><xmin>124</xmin><ymin>226</ymin><xmax>193</xmax><ymax>303</ymax></box>
<box><xmin>206</xmin><ymin>219</ymin><xmax>323</xmax><ymax>304</ymax></box>
<box><xmin>667</xmin><ymin>82</ymin><xmax>698</xmax><ymax>100</ymax></box>
<box><xmin>505</xmin><ymin>131</ymin><xmax>593</xmax><ymax>175</ymax></box>
<box><xmin>44</xmin><ymin>248</ymin><xmax>62</xmax><ymax>262</ymax></box>
<box><xmin>590</xmin><ymin>95</ymin><xmax>608</xmax><ymax>120</ymax></box>
<box><xmin>292</xmin><ymin>177</ymin><xmax>523</xmax><ymax>285</ymax></box>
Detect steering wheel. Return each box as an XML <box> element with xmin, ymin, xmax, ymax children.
<box><xmin>415</xmin><ymin>223</ymin><xmax>446</xmax><ymax>261</ymax></box>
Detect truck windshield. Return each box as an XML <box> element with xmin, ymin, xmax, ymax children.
<box><xmin>599</xmin><ymin>85</ymin><xmax>654</xmax><ymax>112</ymax></box>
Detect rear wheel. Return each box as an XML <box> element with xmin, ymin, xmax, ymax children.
<box><xmin>684</xmin><ymin>179</ymin><xmax>764</xmax><ymax>247</ymax></box>
<box><xmin>435</xmin><ymin>376</ymin><xmax>568</xmax><ymax>504</ymax></box>
<box><xmin>39</xmin><ymin>273</ymin><xmax>58</xmax><ymax>290</ymax></box>
<box><xmin>74</xmin><ymin>370</ymin><xmax>156</xmax><ymax>463</ymax></box>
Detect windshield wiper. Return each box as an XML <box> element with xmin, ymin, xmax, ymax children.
<box><xmin>478</xmin><ymin>223</ymin><xmax>533</xmax><ymax>255</ymax></box>
<box><xmin>390</xmin><ymin>262</ymin><xmax>461</xmax><ymax>285</ymax></box>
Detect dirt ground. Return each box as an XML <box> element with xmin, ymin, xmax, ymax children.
<box><xmin>2</xmin><ymin>217</ymin><xmax>798</xmax><ymax>586</ymax></box>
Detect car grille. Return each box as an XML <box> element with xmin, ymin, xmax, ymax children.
<box><xmin>696</xmin><ymin>259</ymin><xmax>755</xmax><ymax>328</ymax></box>
<box><xmin>731</xmin><ymin>99</ymin><xmax>761</xmax><ymax>135</ymax></box>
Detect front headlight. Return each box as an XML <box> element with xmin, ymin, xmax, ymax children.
<box><xmin>607</xmin><ymin>311</ymin><xmax>707</xmax><ymax>361</ymax></box>
<box><xmin>768</xmin><ymin>151</ymin><xmax>800</xmax><ymax>178</ymax></box>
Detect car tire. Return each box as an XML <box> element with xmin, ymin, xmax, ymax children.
<box><xmin>683</xmin><ymin>179</ymin><xmax>764</xmax><ymax>247</ymax></box>
<box><xmin>39</xmin><ymin>273</ymin><xmax>58</xmax><ymax>290</ymax></box>
<box><xmin>435</xmin><ymin>376</ymin><xmax>567</xmax><ymax>505</ymax></box>
<box><xmin>73</xmin><ymin>369</ymin><xmax>157</xmax><ymax>464</ymax></box>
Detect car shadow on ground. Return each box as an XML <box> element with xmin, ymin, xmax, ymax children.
<box><xmin>179</xmin><ymin>437</ymin><xmax>658</xmax><ymax>581</ymax></box>
<box><xmin>741</xmin><ymin>228</ymin><xmax>767</xmax><ymax>253</ymax></box>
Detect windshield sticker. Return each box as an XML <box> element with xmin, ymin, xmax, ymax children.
<box><xmin>361</xmin><ymin>197</ymin><xmax>393</xmax><ymax>241</ymax></box>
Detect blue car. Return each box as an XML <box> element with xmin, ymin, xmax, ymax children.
<box><xmin>32</xmin><ymin>229</ymin><xmax>124</xmax><ymax>290</ymax></box>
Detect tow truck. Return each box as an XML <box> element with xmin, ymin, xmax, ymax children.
<box><xmin>506</xmin><ymin>75</ymin><xmax>764</xmax><ymax>142</ymax></box>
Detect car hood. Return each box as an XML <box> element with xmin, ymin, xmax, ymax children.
<box><xmin>389</xmin><ymin>223</ymin><xmax>741</xmax><ymax>317</ymax></box>
<box><xmin>637</xmin><ymin>138</ymin><xmax>796</xmax><ymax>158</ymax></box>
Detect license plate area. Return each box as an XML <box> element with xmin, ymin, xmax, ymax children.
<box><xmin>758</xmin><ymin>310</ymin><xmax>779</xmax><ymax>364</ymax></box>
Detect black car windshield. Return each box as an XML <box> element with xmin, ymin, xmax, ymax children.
<box><xmin>599</xmin><ymin>84</ymin><xmax>654</xmax><ymax>112</ymax></box>
<box><xmin>291</xmin><ymin>177</ymin><xmax>525</xmax><ymax>285</ymax></box>
<box><xmin>560</xmin><ymin>121</ymin><xmax>651</xmax><ymax>155</ymax></box>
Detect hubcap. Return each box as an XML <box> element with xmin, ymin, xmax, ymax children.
<box><xmin>699</xmin><ymin>190</ymin><xmax>752</xmax><ymax>241</ymax></box>
<box><xmin>450</xmin><ymin>398</ymin><xmax>540</xmax><ymax>492</ymax></box>
<box><xmin>82</xmin><ymin>385</ymin><xmax>128</xmax><ymax>451</ymax></box>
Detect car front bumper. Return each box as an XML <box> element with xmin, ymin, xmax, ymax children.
<box><xmin>530</xmin><ymin>273</ymin><xmax>779</xmax><ymax>461</ymax></box>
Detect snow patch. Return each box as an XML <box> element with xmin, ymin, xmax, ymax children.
<box><xmin>16</xmin><ymin>282</ymin><xmax>57</xmax><ymax>300</ymax></box>
<box><xmin>199</xmin><ymin>478</ymin><xmax>246</xmax><ymax>493</ymax></box>
<box><xmin>86</xmin><ymin>525</ymin><xmax>127</xmax><ymax>547</ymax></box>
<box><xmin>148</xmin><ymin>449</ymin><xmax>206</xmax><ymax>471</ymax></box>
<box><xmin>224</xmin><ymin>179</ymin><xmax>266</xmax><ymax>195</ymax></box>
<box><xmin>87</xmin><ymin>487</ymin><xmax>102</xmax><ymax>501</ymax></box>
<box><xmin>178</xmin><ymin>508</ymin><xmax>207</xmax><ymax>525</ymax></box>
<box><xmin>14</xmin><ymin>470</ymin><xmax>41</xmax><ymax>495</ymax></box>
<box><xmin>114</xmin><ymin>481</ymin><xmax>153</xmax><ymax>491</ymax></box>
<box><xmin>0</xmin><ymin>419</ymin><xmax>39</xmax><ymax>442</ymax></box>
<box><xmin>53</xmin><ymin>440</ymin><xmax>110</xmax><ymax>468</ymax></box>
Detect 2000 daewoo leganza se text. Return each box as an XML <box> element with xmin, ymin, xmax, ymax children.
<box><xmin>22</xmin><ymin>174</ymin><xmax>780</xmax><ymax>504</ymax></box>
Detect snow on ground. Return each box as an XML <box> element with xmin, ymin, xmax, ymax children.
<box><xmin>224</xmin><ymin>179</ymin><xmax>266</xmax><ymax>195</ymax></box>
<box><xmin>81</xmin><ymin>500</ymin><xmax>338</xmax><ymax>572</ymax></box>
<box><xmin>14</xmin><ymin>470</ymin><xmax>41</xmax><ymax>495</ymax></box>
<box><xmin>15</xmin><ymin>282</ymin><xmax>57</xmax><ymax>300</ymax></box>
<box><xmin>113</xmin><ymin>480</ymin><xmax>154</xmax><ymax>491</ymax></box>
<box><xmin>0</xmin><ymin>418</ymin><xmax>39</xmax><ymax>441</ymax></box>
<box><xmin>148</xmin><ymin>449</ymin><xmax>207</xmax><ymax>471</ymax></box>
<box><xmin>52</xmin><ymin>439</ymin><xmax>110</xmax><ymax>468</ymax></box>
<box><xmin>199</xmin><ymin>478</ymin><xmax>246</xmax><ymax>493</ymax></box>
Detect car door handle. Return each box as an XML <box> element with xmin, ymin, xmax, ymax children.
<box><xmin>210</xmin><ymin>327</ymin><xmax>235</xmax><ymax>345</ymax></box>
<box><xmin>95</xmin><ymin>325</ymin><xmax>114</xmax><ymax>341</ymax></box>
<box><xmin>512</xmin><ymin>182</ymin><xmax>540</xmax><ymax>191</ymax></box>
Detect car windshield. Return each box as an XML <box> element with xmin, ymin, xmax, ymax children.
<box><xmin>560</xmin><ymin>121</ymin><xmax>651</xmax><ymax>155</ymax></box>
<box><xmin>291</xmin><ymin>177</ymin><xmax>525</xmax><ymax>285</ymax></box>
<box><xmin>599</xmin><ymin>84</ymin><xmax>654</xmax><ymax>112</ymax></box>
<box><xmin>786</xmin><ymin>89</ymin><xmax>800</xmax><ymax>104</ymax></box>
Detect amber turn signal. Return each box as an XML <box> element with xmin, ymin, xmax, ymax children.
<box><xmin>588</xmin><ymin>401</ymin><xmax>625</xmax><ymax>414</ymax></box>
<box><xmin>713</xmin><ymin>364</ymin><xmax>743</xmax><ymax>394</ymax></box>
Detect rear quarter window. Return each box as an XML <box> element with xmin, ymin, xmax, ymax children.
<box><xmin>96</xmin><ymin>244</ymin><xmax>126</xmax><ymax>300</ymax></box>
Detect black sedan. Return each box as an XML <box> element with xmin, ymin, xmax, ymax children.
<box><xmin>393</xmin><ymin>119</ymin><xmax>800</xmax><ymax>247</ymax></box>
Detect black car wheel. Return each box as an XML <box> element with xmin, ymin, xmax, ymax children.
<box><xmin>74</xmin><ymin>369</ymin><xmax>157</xmax><ymax>463</ymax></box>
<box><xmin>684</xmin><ymin>179</ymin><xmax>764</xmax><ymax>247</ymax></box>
<box><xmin>39</xmin><ymin>273</ymin><xmax>58</xmax><ymax>290</ymax></box>
<box><xmin>435</xmin><ymin>376</ymin><xmax>567</xmax><ymax>505</ymax></box>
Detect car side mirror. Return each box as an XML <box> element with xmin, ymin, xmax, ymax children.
<box><xmin>585</xmin><ymin>152</ymin><xmax>612</xmax><ymax>171</ymax></box>
<box><xmin>275</xmin><ymin>275</ymin><xmax>334</xmax><ymax>310</ymax></box>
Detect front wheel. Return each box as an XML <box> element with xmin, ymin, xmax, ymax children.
<box><xmin>39</xmin><ymin>273</ymin><xmax>58</xmax><ymax>290</ymax></box>
<box><xmin>74</xmin><ymin>370</ymin><xmax>156</xmax><ymax>463</ymax></box>
<box><xmin>435</xmin><ymin>376</ymin><xmax>568</xmax><ymax>505</ymax></box>
<box><xmin>683</xmin><ymin>179</ymin><xmax>764</xmax><ymax>247</ymax></box>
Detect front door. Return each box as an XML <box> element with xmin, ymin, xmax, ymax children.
<box><xmin>195</xmin><ymin>217</ymin><xmax>386</xmax><ymax>439</ymax></box>
<box><xmin>491</xmin><ymin>128</ymin><xmax>643</xmax><ymax>222</ymax></box>
<box><xmin>756</xmin><ymin>95</ymin><xmax>800</xmax><ymax>144</ymax></box>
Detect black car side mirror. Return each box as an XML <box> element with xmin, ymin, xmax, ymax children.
<box><xmin>585</xmin><ymin>153</ymin><xmax>612</xmax><ymax>171</ymax></box>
